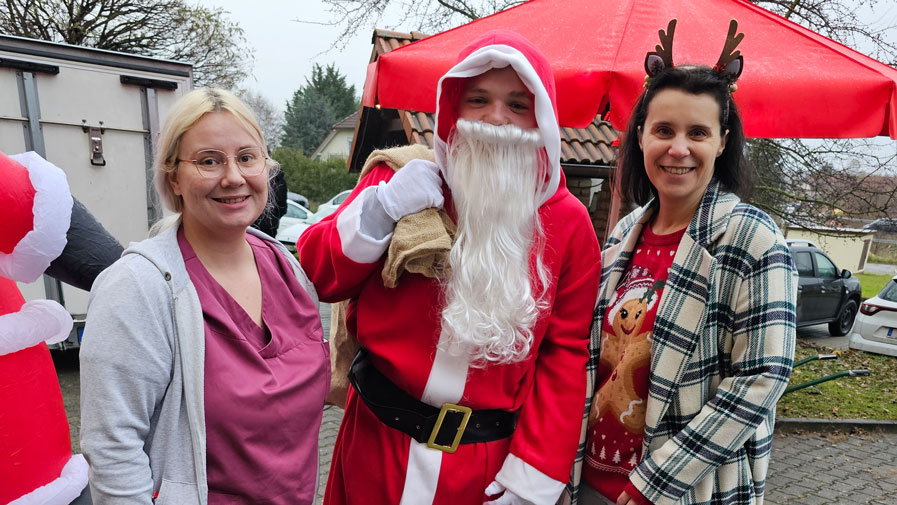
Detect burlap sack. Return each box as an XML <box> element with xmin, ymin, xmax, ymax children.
<box><xmin>326</xmin><ymin>144</ymin><xmax>453</xmax><ymax>408</ymax></box>
<box><xmin>382</xmin><ymin>208</ymin><xmax>456</xmax><ymax>288</ymax></box>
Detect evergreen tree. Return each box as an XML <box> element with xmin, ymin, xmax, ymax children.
<box><xmin>308</xmin><ymin>64</ymin><xmax>358</xmax><ymax>120</ymax></box>
<box><xmin>281</xmin><ymin>64</ymin><xmax>358</xmax><ymax>154</ymax></box>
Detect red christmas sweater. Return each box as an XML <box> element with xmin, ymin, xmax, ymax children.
<box><xmin>583</xmin><ymin>224</ymin><xmax>685</xmax><ymax>504</ymax></box>
<box><xmin>297</xmin><ymin>164</ymin><xmax>601</xmax><ymax>505</ymax></box>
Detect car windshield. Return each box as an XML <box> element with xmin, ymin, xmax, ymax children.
<box><xmin>334</xmin><ymin>191</ymin><xmax>351</xmax><ymax>205</ymax></box>
<box><xmin>286</xmin><ymin>202</ymin><xmax>307</xmax><ymax>219</ymax></box>
<box><xmin>879</xmin><ymin>279</ymin><xmax>897</xmax><ymax>302</ymax></box>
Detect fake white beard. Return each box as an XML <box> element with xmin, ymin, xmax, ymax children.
<box><xmin>440</xmin><ymin>119</ymin><xmax>551</xmax><ymax>367</ymax></box>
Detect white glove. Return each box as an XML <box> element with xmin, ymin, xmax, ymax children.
<box><xmin>375</xmin><ymin>159</ymin><xmax>444</xmax><ymax>222</ymax></box>
<box><xmin>484</xmin><ymin>481</ymin><xmax>536</xmax><ymax>505</ymax></box>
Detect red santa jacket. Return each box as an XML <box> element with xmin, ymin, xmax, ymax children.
<box><xmin>300</xmin><ymin>168</ymin><xmax>600</xmax><ymax>505</ymax></box>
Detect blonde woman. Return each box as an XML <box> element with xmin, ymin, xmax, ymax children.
<box><xmin>80</xmin><ymin>88</ymin><xmax>329</xmax><ymax>505</ymax></box>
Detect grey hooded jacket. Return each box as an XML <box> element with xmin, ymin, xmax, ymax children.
<box><xmin>79</xmin><ymin>224</ymin><xmax>318</xmax><ymax>505</ymax></box>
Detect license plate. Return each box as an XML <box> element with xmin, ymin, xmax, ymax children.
<box><xmin>887</xmin><ymin>327</ymin><xmax>895</xmax><ymax>338</ymax></box>
<box><xmin>77</xmin><ymin>326</ymin><xmax>84</xmax><ymax>342</ymax></box>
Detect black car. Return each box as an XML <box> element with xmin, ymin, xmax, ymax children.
<box><xmin>789</xmin><ymin>240</ymin><xmax>863</xmax><ymax>336</ymax></box>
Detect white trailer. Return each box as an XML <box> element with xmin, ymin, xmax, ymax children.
<box><xmin>1</xmin><ymin>34</ymin><xmax>193</xmax><ymax>349</ymax></box>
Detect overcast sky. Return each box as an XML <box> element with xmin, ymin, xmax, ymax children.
<box><xmin>199</xmin><ymin>0</ymin><xmax>378</xmax><ymax>113</ymax></box>
<box><xmin>197</xmin><ymin>0</ymin><xmax>896</xmax><ymax>158</ymax></box>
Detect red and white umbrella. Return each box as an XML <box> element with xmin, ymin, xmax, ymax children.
<box><xmin>362</xmin><ymin>0</ymin><xmax>897</xmax><ymax>139</ymax></box>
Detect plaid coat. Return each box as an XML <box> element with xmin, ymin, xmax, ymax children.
<box><xmin>564</xmin><ymin>182</ymin><xmax>797</xmax><ymax>505</ymax></box>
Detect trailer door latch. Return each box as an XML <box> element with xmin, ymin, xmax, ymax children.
<box><xmin>82</xmin><ymin>120</ymin><xmax>106</xmax><ymax>166</ymax></box>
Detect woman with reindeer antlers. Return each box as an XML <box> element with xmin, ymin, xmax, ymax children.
<box><xmin>566</xmin><ymin>19</ymin><xmax>798</xmax><ymax>505</ymax></box>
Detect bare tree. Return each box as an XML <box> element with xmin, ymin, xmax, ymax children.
<box><xmin>748</xmin><ymin>0</ymin><xmax>897</xmax><ymax>226</ymax></box>
<box><xmin>237</xmin><ymin>89</ymin><xmax>284</xmax><ymax>151</ymax></box>
<box><xmin>749</xmin><ymin>138</ymin><xmax>897</xmax><ymax>227</ymax></box>
<box><xmin>310</xmin><ymin>0</ymin><xmax>523</xmax><ymax>49</ymax></box>
<box><xmin>314</xmin><ymin>0</ymin><xmax>896</xmax><ymax>64</ymax></box>
<box><xmin>755</xmin><ymin>0</ymin><xmax>897</xmax><ymax>66</ymax></box>
<box><xmin>0</xmin><ymin>0</ymin><xmax>254</xmax><ymax>88</ymax></box>
<box><xmin>313</xmin><ymin>0</ymin><xmax>897</xmax><ymax>226</ymax></box>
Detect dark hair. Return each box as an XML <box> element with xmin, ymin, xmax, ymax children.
<box><xmin>618</xmin><ymin>65</ymin><xmax>751</xmax><ymax>206</ymax></box>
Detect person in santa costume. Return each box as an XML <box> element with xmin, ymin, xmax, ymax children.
<box><xmin>0</xmin><ymin>151</ymin><xmax>89</xmax><ymax>504</ymax></box>
<box><xmin>298</xmin><ymin>30</ymin><xmax>601</xmax><ymax>505</ymax></box>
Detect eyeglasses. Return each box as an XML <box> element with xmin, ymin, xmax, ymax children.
<box><xmin>177</xmin><ymin>148</ymin><xmax>268</xmax><ymax>178</ymax></box>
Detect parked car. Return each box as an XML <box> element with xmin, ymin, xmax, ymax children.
<box><xmin>863</xmin><ymin>218</ymin><xmax>897</xmax><ymax>233</ymax></box>
<box><xmin>287</xmin><ymin>191</ymin><xmax>309</xmax><ymax>208</ymax></box>
<box><xmin>275</xmin><ymin>222</ymin><xmax>312</xmax><ymax>254</ymax></box>
<box><xmin>277</xmin><ymin>200</ymin><xmax>318</xmax><ymax>235</ymax></box>
<box><xmin>314</xmin><ymin>189</ymin><xmax>353</xmax><ymax>220</ymax></box>
<box><xmin>849</xmin><ymin>275</ymin><xmax>897</xmax><ymax>357</ymax></box>
<box><xmin>788</xmin><ymin>240</ymin><xmax>863</xmax><ymax>336</ymax></box>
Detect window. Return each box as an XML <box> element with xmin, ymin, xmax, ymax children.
<box><xmin>879</xmin><ymin>280</ymin><xmax>897</xmax><ymax>302</ymax></box>
<box><xmin>794</xmin><ymin>252</ymin><xmax>814</xmax><ymax>277</ymax></box>
<box><xmin>285</xmin><ymin>202</ymin><xmax>307</xmax><ymax>219</ymax></box>
<box><xmin>333</xmin><ymin>190</ymin><xmax>351</xmax><ymax>205</ymax></box>
<box><xmin>814</xmin><ymin>252</ymin><xmax>837</xmax><ymax>278</ymax></box>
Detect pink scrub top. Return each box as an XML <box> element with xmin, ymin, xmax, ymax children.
<box><xmin>178</xmin><ymin>228</ymin><xmax>329</xmax><ymax>505</ymax></box>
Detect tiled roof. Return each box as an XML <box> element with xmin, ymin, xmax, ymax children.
<box><xmin>560</xmin><ymin>121</ymin><xmax>617</xmax><ymax>164</ymax></box>
<box><xmin>370</xmin><ymin>29</ymin><xmax>429</xmax><ymax>61</ymax></box>
<box><xmin>399</xmin><ymin>110</ymin><xmax>617</xmax><ymax>165</ymax></box>
<box><xmin>334</xmin><ymin>111</ymin><xmax>360</xmax><ymax>129</ymax></box>
<box><xmin>371</xmin><ymin>29</ymin><xmax>618</xmax><ymax>166</ymax></box>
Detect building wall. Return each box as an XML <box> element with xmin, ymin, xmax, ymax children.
<box><xmin>316</xmin><ymin>130</ymin><xmax>354</xmax><ymax>160</ymax></box>
<box><xmin>565</xmin><ymin>175</ymin><xmax>616</xmax><ymax>243</ymax></box>
<box><xmin>785</xmin><ymin>228</ymin><xmax>875</xmax><ymax>273</ymax></box>
<box><xmin>870</xmin><ymin>231</ymin><xmax>897</xmax><ymax>261</ymax></box>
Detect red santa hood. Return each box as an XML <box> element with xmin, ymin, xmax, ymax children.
<box><xmin>0</xmin><ymin>152</ymin><xmax>72</xmax><ymax>283</ymax></box>
<box><xmin>434</xmin><ymin>29</ymin><xmax>561</xmax><ymax>207</ymax></box>
<box><xmin>0</xmin><ymin>151</ymin><xmax>73</xmax><ymax>353</ymax></box>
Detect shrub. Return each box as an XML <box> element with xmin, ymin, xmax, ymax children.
<box><xmin>272</xmin><ymin>147</ymin><xmax>358</xmax><ymax>209</ymax></box>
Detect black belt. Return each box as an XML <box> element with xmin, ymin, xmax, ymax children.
<box><xmin>348</xmin><ymin>348</ymin><xmax>518</xmax><ymax>453</ymax></box>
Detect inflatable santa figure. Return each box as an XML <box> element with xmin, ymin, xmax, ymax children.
<box><xmin>0</xmin><ymin>151</ymin><xmax>88</xmax><ymax>504</ymax></box>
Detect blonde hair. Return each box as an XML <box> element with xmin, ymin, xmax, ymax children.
<box><xmin>152</xmin><ymin>87</ymin><xmax>278</xmax><ymax>214</ymax></box>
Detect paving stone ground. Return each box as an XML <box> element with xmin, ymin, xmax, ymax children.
<box><xmin>56</xmin><ymin>309</ymin><xmax>896</xmax><ymax>504</ymax></box>
<box><xmin>316</xmin><ymin>405</ymin><xmax>343</xmax><ymax>504</ymax></box>
<box><xmin>315</xmin><ymin>407</ymin><xmax>897</xmax><ymax>505</ymax></box>
<box><xmin>765</xmin><ymin>430</ymin><xmax>897</xmax><ymax>505</ymax></box>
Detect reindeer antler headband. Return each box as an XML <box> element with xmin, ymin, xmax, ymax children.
<box><xmin>644</xmin><ymin>19</ymin><xmax>745</xmax><ymax>92</ymax></box>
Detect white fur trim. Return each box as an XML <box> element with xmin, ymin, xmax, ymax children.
<box><xmin>0</xmin><ymin>300</ymin><xmax>73</xmax><ymax>356</ymax></box>
<box><xmin>495</xmin><ymin>453</ymin><xmax>565</xmax><ymax>505</ymax></box>
<box><xmin>398</xmin><ymin>329</ymin><xmax>471</xmax><ymax>504</ymax></box>
<box><xmin>9</xmin><ymin>454</ymin><xmax>88</xmax><ymax>505</ymax></box>
<box><xmin>434</xmin><ymin>44</ymin><xmax>560</xmax><ymax>207</ymax></box>
<box><xmin>335</xmin><ymin>187</ymin><xmax>393</xmax><ymax>264</ymax></box>
<box><xmin>421</xmin><ymin>339</ymin><xmax>469</xmax><ymax>406</ymax></box>
<box><xmin>0</xmin><ymin>152</ymin><xmax>72</xmax><ymax>283</ymax></box>
<box><xmin>399</xmin><ymin>440</ymin><xmax>444</xmax><ymax>505</ymax></box>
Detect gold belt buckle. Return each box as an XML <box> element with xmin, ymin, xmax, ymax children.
<box><xmin>426</xmin><ymin>402</ymin><xmax>473</xmax><ymax>454</ymax></box>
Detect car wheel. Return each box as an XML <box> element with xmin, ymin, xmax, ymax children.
<box><xmin>828</xmin><ymin>299</ymin><xmax>858</xmax><ymax>336</ymax></box>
